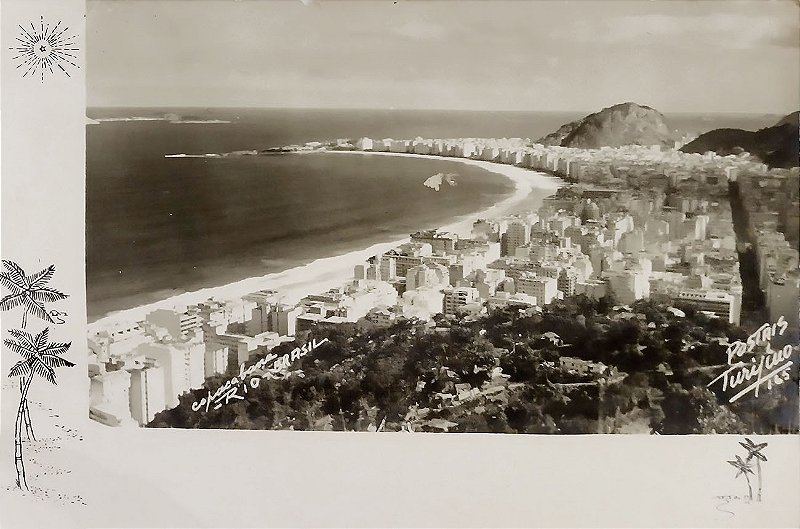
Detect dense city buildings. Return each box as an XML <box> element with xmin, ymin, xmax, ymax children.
<box><xmin>88</xmin><ymin>135</ymin><xmax>799</xmax><ymax>427</ymax></box>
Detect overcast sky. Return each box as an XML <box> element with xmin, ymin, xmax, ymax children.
<box><xmin>87</xmin><ymin>0</ymin><xmax>799</xmax><ymax>113</ymax></box>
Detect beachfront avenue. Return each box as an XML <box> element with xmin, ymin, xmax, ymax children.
<box><xmin>87</xmin><ymin>134</ymin><xmax>799</xmax><ymax>433</ymax></box>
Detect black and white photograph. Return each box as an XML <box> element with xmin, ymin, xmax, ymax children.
<box><xmin>83</xmin><ymin>0</ymin><xmax>800</xmax><ymax>435</ymax></box>
<box><xmin>1</xmin><ymin>0</ymin><xmax>799</xmax><ymax>527</ymax></box>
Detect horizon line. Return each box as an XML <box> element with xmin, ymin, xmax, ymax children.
<box><xmin>84</xmin><ymin>105</ymin><xmax>794</xmax><ymax>116</ymax></box>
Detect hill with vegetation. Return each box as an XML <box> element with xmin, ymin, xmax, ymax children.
<box><xmin>149</xmin><ymin>295</ymin><xmax>798</xmax><ymax>434</ymax></box>
<box><xmin>680</xmin><ymin>112</ymin><xmax>799</xmax><ymax>168</ymax></box>
<box><xmin>537</xmin><ymin>102</ymin><xmax>676</xmax><ymax>149</ymax></box>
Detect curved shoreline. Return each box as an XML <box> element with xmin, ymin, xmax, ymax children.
<box><xmin>89</xmin><ymin>152</ymin><xmax>563</xmax><ymax>331</ymax></box>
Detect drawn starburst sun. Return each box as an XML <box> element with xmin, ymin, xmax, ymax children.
<box><xmin>9</xmin><ymin>16</ymin><xmax>79</xmax><ymax>82</ymax></box>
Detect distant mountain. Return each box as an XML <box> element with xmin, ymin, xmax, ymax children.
<box><xmin>537</xmin><ymin>102</ymin><xmax>675</xmax><ymax>149</ymax></box>
<box><xmin>680</xmin><ymin>112</ymin><xmax>799</xmax><ymax>168</ymax></box>
<box><xmin>537</xmin><ymin>120</ymin><xmax>583</xmax><ymax>147</ymax></box>
<box><xmin>774</xmin><ymin>111</ymin><xmax>799</xmax><ymax>128</ymax></box>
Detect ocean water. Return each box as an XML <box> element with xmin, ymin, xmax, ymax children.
<box><xmin>86</xmin><ymin>108</ymin><xmax>782</xmax><ymax>320</ymax></box>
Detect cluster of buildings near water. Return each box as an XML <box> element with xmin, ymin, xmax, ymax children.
<box><xmin>88</xmin><ymin>135</ymin><xmax>799</xmax><ymax>427</ymax></box>
<box><xmin>735</xmin><ymin>172</ymin><xmax>800</xmax><ymax>326</ymax></box>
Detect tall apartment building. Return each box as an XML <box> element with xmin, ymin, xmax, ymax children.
<box><xmin>517</xmin><ymin>274</ymin><xmax>558</xmax><ymax>306</ymax></box>
<box><xmin>442</xmin><ymin>287</ymin><xmax>481</xmax><ymax>315</ymax></box>
<box><xmin>604</xmin><ymin>270</ymin><xmax>650</xmax><ymax>305</ymax></box>
<box><xmin>501</xmin><ymin>221</ymin><xmax>530</xmax><ymax>257</ymax></box>
<box><xmin>129</xmin><ymin>360</ymin><xmax>167</xmax><ymax>425</ymax></box>
<box><xmin>247</xmin><ymin>304</ymin><xmax>271</xmax><ymax>335</ymax></box>
<box><xmin>557</xmin><ymin>268</ymin><xmax>579</xmax><ymax>297</ymax></box>
<box><xmin>204</xmin><ymin>343</ymin><xmax>229</xmax><ymax>377</ymax></box>
<box><xmin>270</xmin><ymin>305</ymin><xmax>302</xmax><ymax>336</ymax></box>
<box><xmin>136</xmin><ymin>339</ymin><xmax>205</xmax><ymax>409</ymax></box>
<box><xmin>406</xmin><ymin>263</ymin><xmax>450</xmax><ymax>291</ymax></box>
<box><xmin>355</xmin><ymin>137</ymin><xmax>373</xmax><ymax>151</ymax></box>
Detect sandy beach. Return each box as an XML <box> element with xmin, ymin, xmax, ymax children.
<box><xmin>88</xmin><ymin>152</ymin><xmax>562</xmax><ymax>332</ymax></box>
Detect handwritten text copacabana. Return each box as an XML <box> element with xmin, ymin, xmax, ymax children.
<box><xmin>191</xmin><ymin>337</ymin><xmax>329</xmax><ymax>412</ymax></box>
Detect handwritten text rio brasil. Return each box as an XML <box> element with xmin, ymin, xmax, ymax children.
<box><xmin>708</xmin><ymin>316</ymin><xmax>795</xmax><ymax>403</ymax></box>
<box><xmin>192</xmin><ymin>337</ymin><xmax>329</xmax><ymax>412</ymax></box>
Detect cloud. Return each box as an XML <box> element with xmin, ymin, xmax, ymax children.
<box><xmin>562</xmin><ymin>13</ymin><xmax>799</xmax><ymax>50</ymax></box>
<box><xmin>391</xmin><ymin>20</ymin><xmax>447</xmax><ymax>41</ymax></box>
<box><xmin>763</xmin><ymin>24</ymin><xmax>800</xmax><ymax>48</ymax></box>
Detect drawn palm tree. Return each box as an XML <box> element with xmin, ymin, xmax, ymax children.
<box><xmin>5</xmin><ymin>327</ymin><xmax>73</xmax><ymax>490</ymax></box>
<box><xmin>727</xmin><ymin>454</ymin><xmax>755</xmax><ymax>501</ymax></box>
<box><xmin>740</xmin><ymin>438</ymin><xmax>768</xmax><ymax>502</ymax></box>
<box><xmin>0</xmin><ymin>260</ymin><xmax>67</xmax><ymax>328</ymax></box>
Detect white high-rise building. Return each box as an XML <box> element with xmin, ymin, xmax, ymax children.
<box><xmin>129</xmin><ymin>361</ymin><xmax>167</xmax><ymax>425</ymax></box>
<box><xmin>459</xmin><ymin>141</ymin><xmax>476</xmax><ymax>158</ymax></box>
<box><xmin>693</xmin><ymin>215</ymin><xmax>709</xmax><ymax>241</ymax></box>
<box><xmin>136</xmin><ymin>340</ymin><xmax>205</xmax><ymax>409</ymax></box>
<box><xmin>604</xmin><ymin>270</ymin><xmax>650</xmax><ymax>305</ymax></box>
<box><xmin>270</xmin><ymin>305</ymin><xmax>302</xmax><ymax>336</ymax></box>
<box><xmin>405</xmin><ymin>263</ymin><xmax>450</xmax><ymax>291</ymax></box>
<box><xmin>204</xmin><ymin>343</ymin><xmax>229</xmax><ymax>377</ymax></box>
<box><xmin>356</xmin><ymin>137</ymin><xmax>373</xmax><ymax>151</ymax></box>
<box><xmin>516</xmin><ymin>274</ymin><xmax>558</xmax><ymax>306</ymax></box>
<box><xmin>247</xmin><ymin>304</ymin><xmax>271</xmax><ymax>335</ymax></box>
<box><xmin>481</xmin><ymin>147</ymin><xmax>500</xmax><ymax>161</ymax></box>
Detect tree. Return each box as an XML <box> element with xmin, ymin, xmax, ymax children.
<box><xmin>5</xmin><ymin>327</ymin><xmax>74</xmax><ymax>489</ymax></box>
<box><xmin>739</xmin><ymin>438</ymin><xmax>768</xmax><ymax>501</ymax></box>
<box><xmin>0</xmin><ymin>260</ymin><xmax>68</xmax><ymax>328</ymax></box>
<box><xmin>456</xmin><ymin>413</ymin><xmax>489</xmax><ymax>432</ymax></box>
<box><xmin>727</xmin><ymin>455</ymin><xmax>755</xmax><ymax>501</ymax></box>
<box><xmin>657</xmin><ymin>384</ymin><xmax>746</xmax><ymax>434</ymax></box>
<box><xmin>505</xmin><ymin>390</ymin><xmax>557</xmax><ymax>433</ymax></box>
<box><xmin>499</xmin><ymin>345</ymin><xmax>539</xmax><ymax>383</ymax></box>
<box><xmin>483</xmin><ymin>408</ymin><xmax>514</xmax><ymax>433</ymax></box>
<box><xmin>557</xmin><ymin>415</ymin><xmax>596</xmax><ymax>434</ymax></box>
<box><xmin>596</xmin><ymin>292</ymin><xmax>618</xmax><ymax>314</ymax></box>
